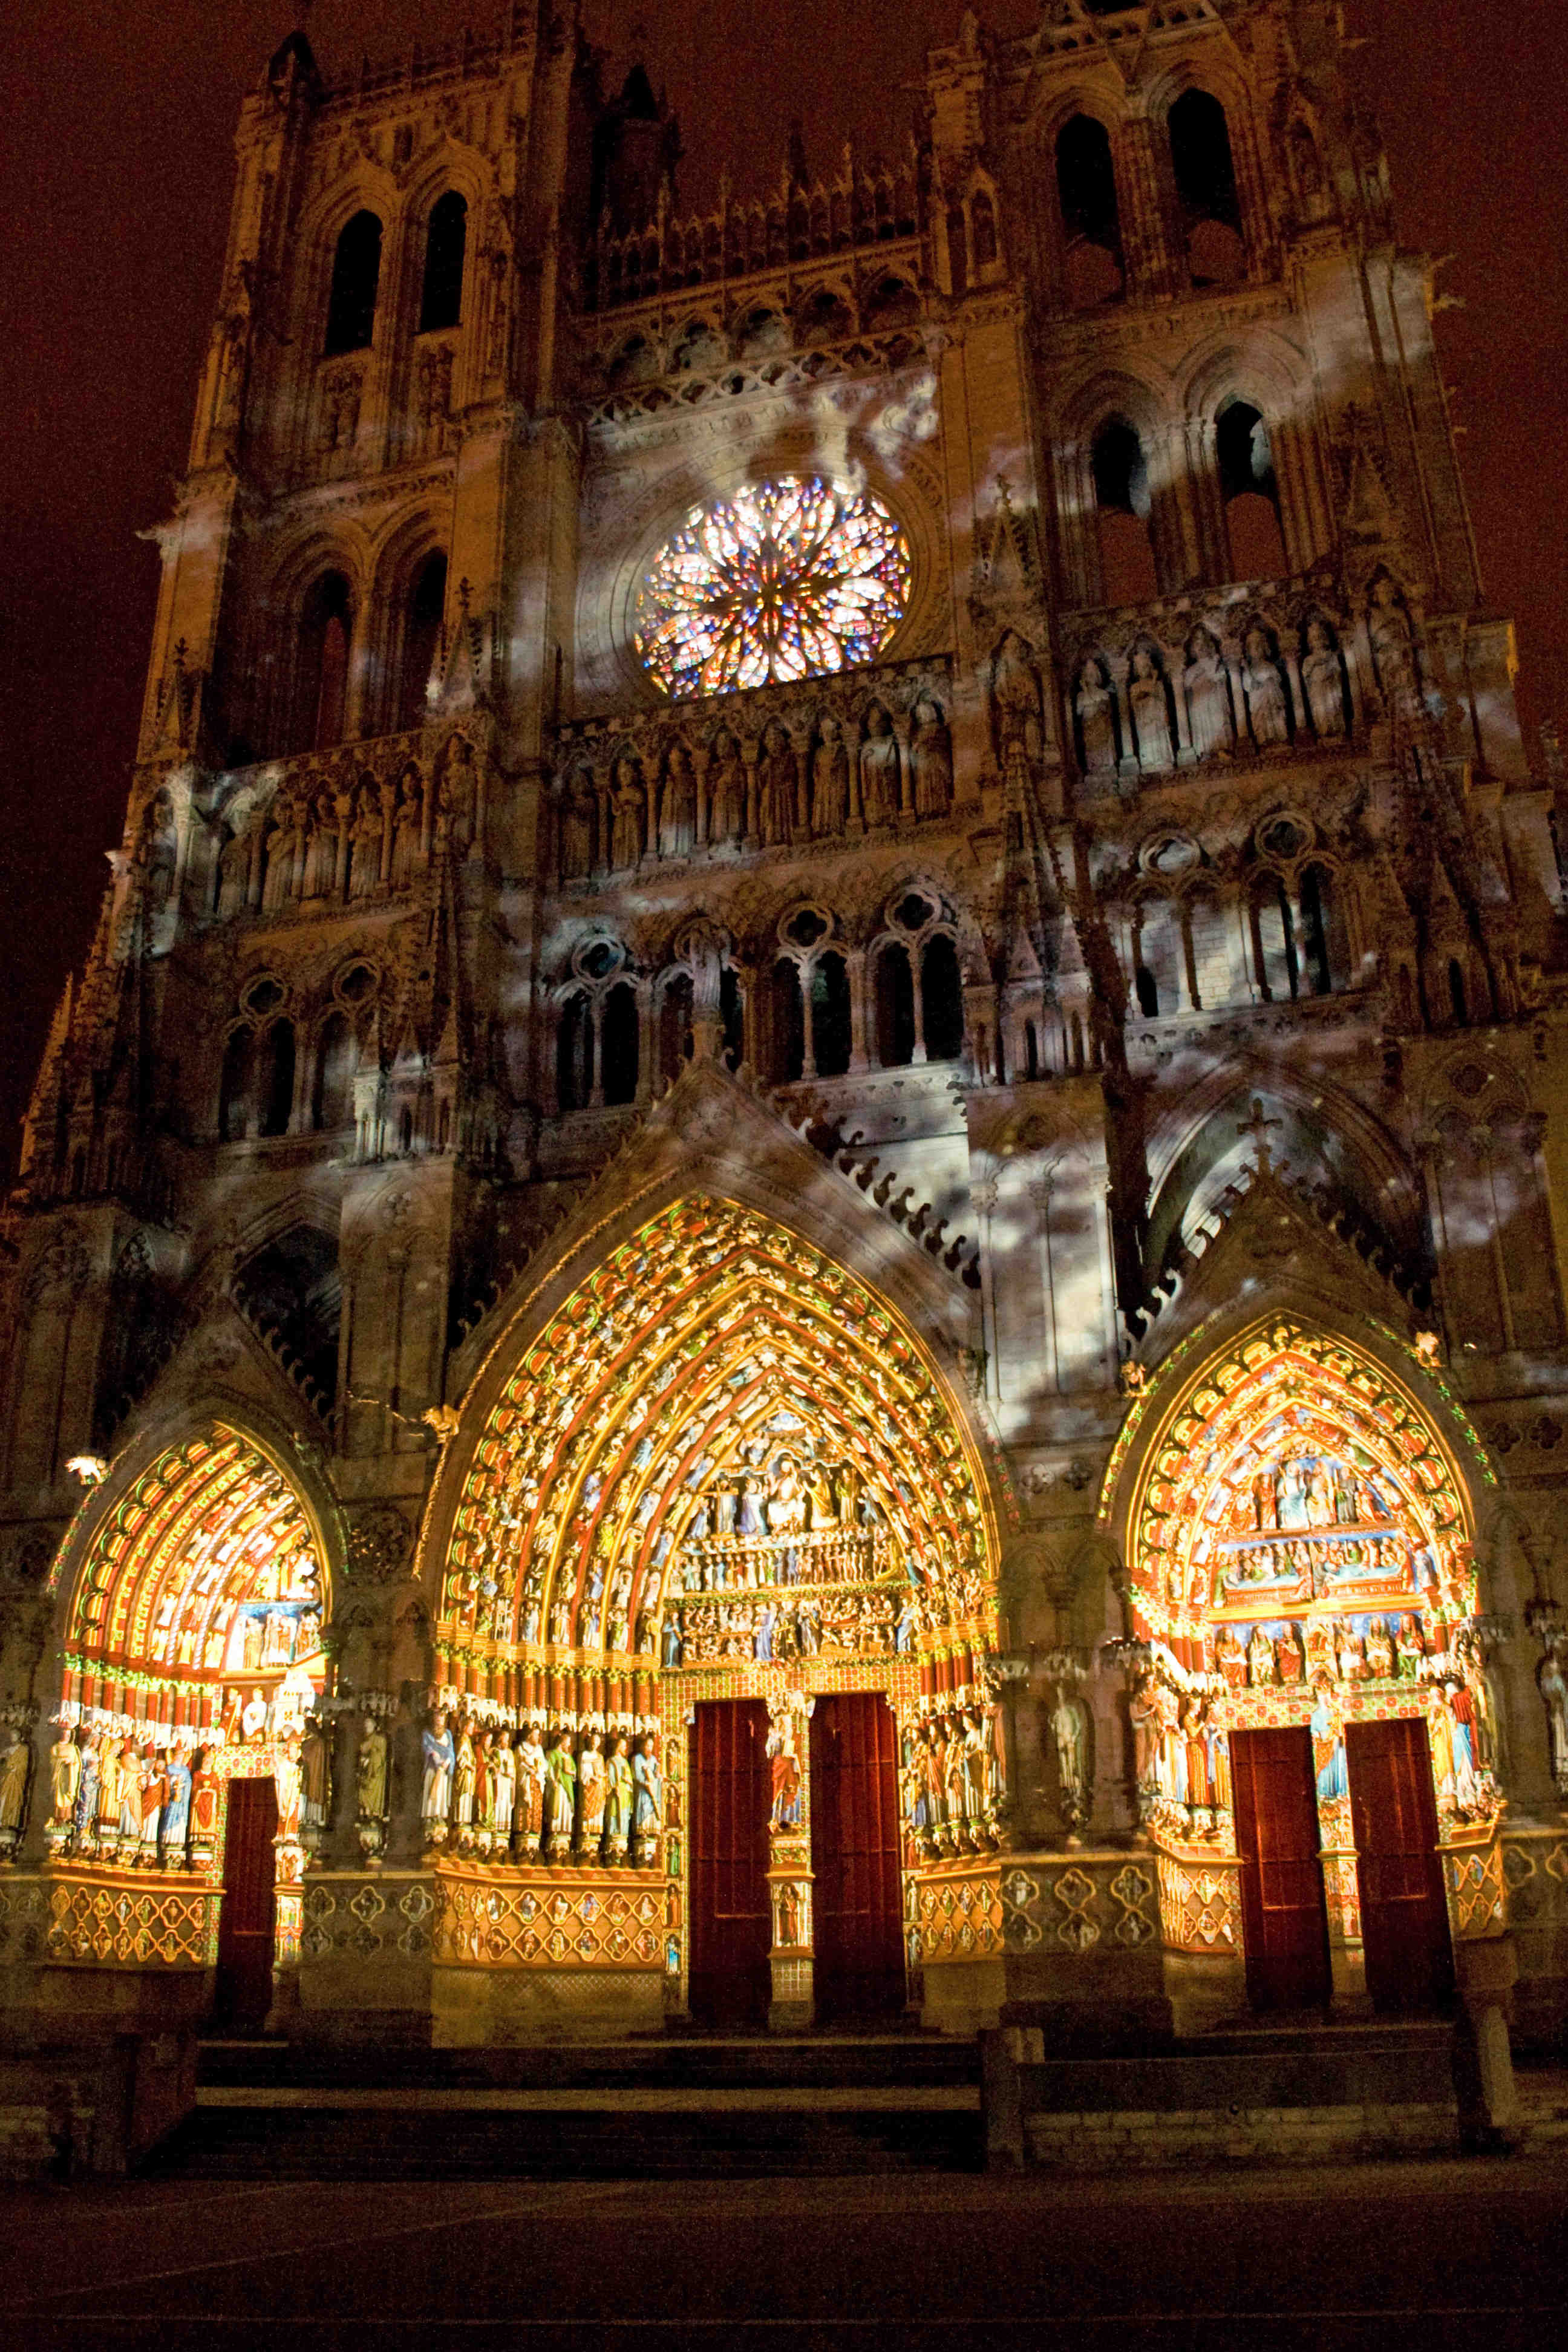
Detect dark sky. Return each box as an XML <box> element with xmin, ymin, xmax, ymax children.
<box><xmin>2</xmin><ymin>0</ymin><xmax>1564</xmax><ymax>1184</ymax></box>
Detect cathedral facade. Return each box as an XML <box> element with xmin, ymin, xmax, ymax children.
<box><xmin>2</xmin><ymin>0</ymin><xmax>1567</xmax><ymax>2072</ymax></box>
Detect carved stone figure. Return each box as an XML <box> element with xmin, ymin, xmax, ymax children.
<box><xmin>659</xmin><ymin>742</ymin><xmax>696</xmax><ymax>858</ymax></box>
<box><xmin>910</xmin><ymin>698</ymin><xmax>953</xmax><ymax>817</ymax></box>
<box><xmin>356</xmin><ymin>1719</ymin><xmax>389</xmax><ymax>1823</ymax></box>
<box><xmin>1368</xmin><ymin>573</ymin><xmax>1419</xmax><ymax>716</ymax></box>
<box><xmin>1074</xmin><ymin>656</ymin><xmax>1117</xmax><ymax>771</ymax></box>
<box><xmin>350</xmin><ymin>783</ymin><xmax>382</xmax><ymax>898</ymax></box>
<box><xmin>811</xmin><ymin>716</ymin><xmax>849</xmax><ymax>835</ymax></box>
<box><xmin>561</xmin><ymin>770</ymin><xmax>597</xmax><ymax>879</ymax></box>
<box><xmin>631</xmin><ymin>1733</ymin><xmax>662</xmax><ymax>1857</ymax></box>
<box><xmin>611</xmin><ymin>757</ymin><xmax>645</xmax><ymax>867</ymax></box>
<box><xmin>708</xmin><ymin>728</ymin><xmax>745</xmax><ymax>843</ymax></box>
<box><xmin>1183</xmin><ymin>628</ymin><xmax>1233</xmax><ymax>758</ymax></box>
<box><xmin>757</xmin><ymin>723</ymin><xmax>795</xmax><ymax>846</ymax></box>
<box><xmin>1051</xmin><ymin>1687</ymin><xmax>1089</xmax><ymax>1830</ymax></box>
<box><xmin>1302</xmin><ymin>617</ymin><xmax>1349</xmax><ymax>738</ymax></box>
<box><xmin>1129</xmin><ymin>648</ymin><xmax>1173</xmax><ymax>771</ymax></box>
<box><xmin>991</xmin><ymin>629</ymin><xmax>1043</xmax><ymax>765</ymax></box>
<box><xmin>421</xmin><ymin>1708</ymin><xmax>455</xmax><ymax>1829</ymax></box>
<box><xmin>1539</xmin><ymin>1645</ymin><xmax>1568</xmax><ymax>1788</ymax></box>
<box><xmin>48</xmin><ymin>1727</ymin><xmax>80</xmax><ymax>1828</ymax></box>
<box><xmin>516</xmin><ymin>1725</ymin><xmax>547</xmax><ymax>1854</ymax></box>
<box><xmin>299</xmin><ymin>1717</ymin><xmax>330</xmax><ymax>1838</ymax></box>
<box><xmin>390</xmin><ymin>771</ymin><xmax>423</xmax><ymax>889</ymax></box>
<box><xmin>604</xmin><ymin>1734</ymin><xmax>633</xmax><ymax>1861</ymax></box>
<box><xmin>163</xmin><ymin>1751</ymin><xmax>192</xmax><ymax>1860</ymax></box>
<box><xmin>859</xmin><ymin>703</ymin><xmax>901</xmax><ymax>824</ymax></box>
<box><xmin>577</xmin><ymin>1733</ymin><xmax>606</xmax><ymax>1854</ymax></box>
<box><xmin>1243</xmin><ymin>627</ymin><xmax>1290</xmax><ymax>745</ymax></box>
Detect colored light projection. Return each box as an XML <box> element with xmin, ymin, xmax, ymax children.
<box><xmin>1127</xmin><ymin>1323</ymin><xmax>1478</xmax><ymax>1662</ymax></box>
<box><xmin>61</xmin><ymin>1426</ymin><xmax>327</xmax><ymax>1740</ymax></box>
<box><xmin>439</xmin><ymin>1198</ymin><xmax>995</xmax><ymax>1705</ymax></box>
<box><xmin>634</xmin><ymin>477</ymin><xmax>912</xmax><ymax>700</ymax></box>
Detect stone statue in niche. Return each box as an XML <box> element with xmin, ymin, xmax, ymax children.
<box><xmin>1242</xmin><ymin>626</ymin><xmax>1290</xmax><ymax>746</ymax></box>
<box><xmin>1301</xmin><ymin>616</ymin><xmax>1349</xmax><ymax>739</ymax></box>
<box><xmin>440</xmin><ymin>737</ymin><xmax>479</xmax><ymax>859</ymax></box>
<box><xmin>911</xmin><ymin>698</ymin><xmax>953</xmax><ymax>816</ymax></box>
<box><xmin>1183</xmin><ymin>627</ymin><xmax>1234</xmax><ymax>759</ymax></box>
<box><xmin>516</xmin><ymin>1724</ymin><xmax>546</xmax><ymax>1856</ymax></box>
<box><xmin>659</xmin><ymin>742</ymin><xmax>696</xmax><ymax>858</ymax></box>
<box><xmin>304</xmin><ymin>782</ymin><xmax>338</xmax><ymax>898</ymax></box>
<box><xmin>811</xmin><ymin>716</ymin><xmax>849</xmax><ymax>835</ymax></box>
<box><xmin>350</xmin><ymin>783</ymin><xmax>382</xmax><ymax>898</ymax></box>
<box><xmin>1074</xmin><ymin>656</ymin><xmax>1117</xmax><ymax>772</ymax></box>
<box><xmin>708</xmin><ymin>728</ymin><xmax>745</xmax><ymax>843</ymax></box>
<box><xmin>420</xmin><ymin>1708</ymin><xmax>455</xmax><ymax>1838</ymax></box>
<box><xmin>299</xmin><ymin>1717</ymin><xmax>330</xmax><ymax>1843</ymax></box>
<box><xmin>577</xmin><ymin>1732</ymin><xmax>606</xmax><ymax>1854</ymax></box>
<box><xmin>560</xmin><ymin>770</ymin><xmax>597</xmax><ymax>880</ymax></box>
<box><xmin>604</xmin><ymin>1733</ymin><xmax>633</xmax><ymax>1863</ymax></box>
<box><xmin>1368</xmin><ymin>573</ymin><xmax>1420</xmax><ymax>718</ymax></box>
<box><xmin>1051</xmin><ymin>1685</ymin><xmax>1089</xmax><ymax>1836</ymax></box>
<box><xmin>390</xmin><ymin>770</ymin><xmax>423</xmax><ymax>889</ymax></box>
<box><xmin>1129</xmin><ymin>647</ymin><xmax>1173</xmax><ymax>771</ymax></box>
<box><xmin>48</xmin><ymin>1727</ymin><xmax>80</xmax><ymax>1835</ymax></box>
<box><xmin>488</xmin><ymin>1727</ymin><xmax>517</xmax><ymax>1845</ymax></box>
<box><xmin>632</xmin><ymin>1733</ymin><xmax>662</xmax><ymax>1862</ymax></box>
<box><xmin>1539</xmin><ymin>1644</ymin><xmax>1568</xmax><ymax>1791</ymax></box>
<box><xmin>356</xmin><ymin>1717</ymin><xmax>388</xmax><ymax>1832</ymax></box>
<box><xmin>991</xmin><ymin>629</ymin><xmax>1044</xmax><ymax>766</ymax></box>
<box><xmin>859</xmin><ymin>702</ymin><xmax>901</xmax><ymax>825</ymax></box>
<box><xmin>757</xmin><ymin>722</ymin><xmax>795</xmax><ymax>847</ymax></box>
<box><xmin>610</xmin><ymin>756</ymin><xmax>645</xmax><ymax>867</ymax></box>
<box><xmin>544</xmin><ymin>1729</ymin><xmax>577</xmax><ymax>1856</ymax></box>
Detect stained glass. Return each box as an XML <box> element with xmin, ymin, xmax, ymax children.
<box><xmin>635</xmin><ymin>477</ymin><xmax>911</xmax><ymax>699</ymax></box>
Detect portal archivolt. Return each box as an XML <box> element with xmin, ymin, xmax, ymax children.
<box><xmin>437</xmin><ymin>1197</ymin><xmax>998</xmax><ymax>1704</ymax></box>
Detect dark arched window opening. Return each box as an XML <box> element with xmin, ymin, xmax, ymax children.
<box><xmin>601</xmin><ymin>982</ymin><xmax>639</xmax><ymax>1104</ymax></box>
<box><xmin>1056</xmin><ymin>114</ymin><xmax>1122</xmax><ymax>305</ymax></box>
<box><xmin>1252</xmin><ymin>885</ymin><xmax>1301</xmax><ymax>1003</ymax></box>
<box><xmin>659</xmin><ymin>972</ymin><xmax>694</xmax><ymax>1082</ymax></box>
<box><xmin>220</xmin><ymin>1030</ymin><xmax>254</xmax><ymax>1142</ymax></box>
<box><xmin>921</xmin><ymin>934</ymin><xmax>965</xmax><ymax>1062</ymax></box>
<box><xmin>1169</xmin><ymin>91</ymin><xmax>1244</xmax><ymax>285</ymax></box>
<box><xmin>1217</xmin><ymin>400</ymin><xmax>1287</xmax><ymax>580</ymax></box>
<box><xmin>876</xmin><ymin>943</ymin><xmax>916</xmax><ymax>1068</ymax></box>
<box><xmin>1024</xmin><ymin>1019</ymin><xmax>1039</xmax><ymax>1082</ymax></box>
<box><xmin>295</xmin><ymin>570</ymin><xmax>353</xmax><ymax>754</ymax></box>
<box><xmin>1298</xmin><ymin>866</ymin><xmax>1338</xmax><ymax>997</ymax></box>
<box><xmin>324</xmin><ymin>211</ymin><xmax>383</xmax><ymax>356</ymax></box>
<box><xmin>970</xmin><ymin>191</ymin><xmax>998</xmax><ymax>270</ymax></box>
<box><xmin>720</xmin><ymin>967</ymin><xmax>745</xmax><ymax>1068</ymax></box>
<box><xmin>1134</xmin><ymin>965</ymin><xmax>1160</xmax><ymax>1019</ymax></box>
<box><xmin>398</xmin><ymin>552</ymin><xmax>447</xmax><ymax>734</ymax></box>
<box><xmin>558</xmin><ymin>992</ymin><xmax>593</xmax><ymax>1110</ymax></box>
<box><xmin>259</xmin><ymin>1021</ymin><xmax>295</xmax><ymax>1138</ymax></box>
<box><xmin>313</xmin><ymin>1012</ymin><xmax>356</xmax><ymax>1131</ymax></box>
<box><xmin>1092</xmin><ymin>419</ymin><xmax>1158</xmax><ymax>603</ymax></box>
<box><xmin>1448</xmin><ymin>959</ymin><xmax>1469</xmax><ymax>1028</ymax></box>
<box><xmin>771</xmin><ymin>959</ymin><xmax>806</xmax><ymax>1082</ymax></box>
<box><xmin>811</xmin><ymin>953</ymin><xmax>852</xmax><ymax>1077</ymax></box>
<box><xmin>418</xmin><ymin>192</ymin><xmax>468</xmax><ymax>334</ymax></box>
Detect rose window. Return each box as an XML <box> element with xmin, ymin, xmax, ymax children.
<box><xmin>634</xmin><ymin>476</ymin><xmax>911</xmax><ymax>700</ymax></box>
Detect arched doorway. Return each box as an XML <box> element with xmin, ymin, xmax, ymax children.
<box><xmin>52</xmin><ymin>1424</ymin><xmax>332</xmax><ymax>2026</ymax></box>
<box><xmin>434</xmin><ymin>1195</ymin><xmax>1002</xmax><ymax>2030</ymax></box>
<box><xmin>1114</xmin><ymin>1320</ymin><xmax>1497</xmax><ymax>2016</ymax></box>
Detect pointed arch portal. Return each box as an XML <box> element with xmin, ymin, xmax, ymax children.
<box><xmin>1106</xmin><ymin>1319</ymin><xmax>1500</xmax><ymax>2014</ymax></box>
<box><xmin>439</xmin><ymin>1196</ymin><xmax>999</xmax><ymax>1702</ymax></box>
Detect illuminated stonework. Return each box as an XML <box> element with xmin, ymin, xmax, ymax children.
<box><xmin>439</xmin><ymin>1196</ymin><xmax>995</xmax><ymax>1700</ymax></box>
<box><xmin>60</xmin><ymin>1425</ymin><xmax>327</xmax><ymax>1731</ymax></box>
<box><xmin>634</xmin><ymin>477</ymin><xmax>911</xmax><ymax>699</ymax></box>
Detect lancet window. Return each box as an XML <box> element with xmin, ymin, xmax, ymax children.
<box><xmin>418</xmin><ymin>191</ymin><xmax>468</xmax><ymax>335</ymax></box>
<box><xmin>324</xmin><ymin>210</ymin><xmax>384</xmax><ymax>356</ymax></box>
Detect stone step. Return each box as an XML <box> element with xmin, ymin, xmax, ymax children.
<box><xmin>155</xmin><ymin>2085</ymin><xmax>985</xmax><ymax>2179</ymax></box>
<box><xmin>196</xmin><ymin>2031</ymin><xmax>981</xmax><ymax>2094</ymax></box>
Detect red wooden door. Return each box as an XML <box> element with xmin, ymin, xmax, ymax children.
<box><xmin>688</xmin><ymin>1700</ymin><xmax>772</xmax><ymax>2029</ymax></box>
<box><xmin>1346</xmin><ymin>1717</ymin><xmax>1455</xmax><ymax>2014</ymax></box>
<box><xmin>214</xmin><ymin>1775</ymin><xmax>278</xmax><ymax>2031</ymax></box>
<box><xmin>809</xmin><ymin>1692</ymin><xmax>904</xmax><ymax>2024</ymax></box>
<box><xmin>1232</xmin><ymin>1726</ymin><xmax>1332</xmax><ymax>2013</ymax></box>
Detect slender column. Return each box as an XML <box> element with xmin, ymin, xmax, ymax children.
<box><xmin>766</xmin><ymin>1693</ymin><xmax>815</xmax><ymax>2030</ymax></box>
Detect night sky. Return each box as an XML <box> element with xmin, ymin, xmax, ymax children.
<box><xmin>2</xmin><ymin>0</ymin><xmax>1563</xmax><ymax>1182</ymax></box>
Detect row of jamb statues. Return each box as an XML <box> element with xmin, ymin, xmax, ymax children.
<box><xmin>420</xmin><ymin>1710</ymin><xmax>664</xmax><ymax>1867</ymax></box>
<box><xmin>557</xmin><ymin>699</ymin><xmax>956</xmax><ymax>882</ymax></box>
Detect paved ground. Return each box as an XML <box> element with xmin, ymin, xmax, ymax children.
<box><xmin>0</xmin><ymin>2156</ymin><xmax>1563</xmax><ymax>2351</ymax></box>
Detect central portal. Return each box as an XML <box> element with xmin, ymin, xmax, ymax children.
<box><xmin>688</xmin><ymin>1699</ymin><xmax>773</xmax><ymax>2028</ymax></box>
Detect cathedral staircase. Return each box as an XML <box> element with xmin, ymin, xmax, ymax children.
<box><xmin>153</xmin><ymin>2033</ymin><xmax>984</xmax><ymax>2180</ymax></box>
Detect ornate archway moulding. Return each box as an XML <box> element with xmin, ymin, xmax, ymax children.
<box><xmin>419</xmin><ymin>1192</ymin><xmax>1002</xmax><ymax>1717</ymax></box>
<box><xmin>47</xmin><ymin>1402</ymin><xmax>341</xmax><ymax>1755</ymax></box>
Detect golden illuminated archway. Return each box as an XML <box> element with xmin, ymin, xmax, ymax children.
<box><xmin>437</xmin><ymin>1196</ymin><xmax>999</xmax><ymax>1711</ymax></box>
<box><xmin>59</xmin><ymin>1422</ymin><xmax>330</xmax><ymax>1746</ymax></box>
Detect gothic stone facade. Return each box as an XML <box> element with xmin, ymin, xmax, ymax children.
<box><xmin>2</xmin><ymin>0</ymin><xmax>1567</xmax><ymax>2053</ymax></box>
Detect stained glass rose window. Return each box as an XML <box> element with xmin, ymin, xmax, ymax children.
<box><xmin>634</xmin><ymin>476</ymin><xmax>911</xmax><ymax>700</ymax></box>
